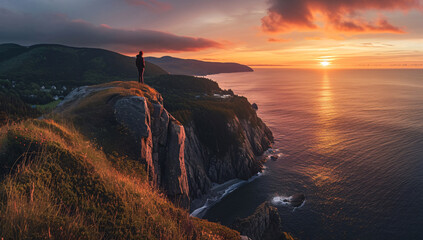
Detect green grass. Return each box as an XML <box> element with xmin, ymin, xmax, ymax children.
<box><xmin>36</xmin><ymin>100</ymin><xmax>61</xmax><ymax>113</ymax></box>
<box><xmin>0</xmin><ymin>119</ymin><xmax>241</xmax><ymax>239</ymax></box>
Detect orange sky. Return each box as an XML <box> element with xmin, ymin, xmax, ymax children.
<box><xmin>146</xmin><ymin>0</ymin><xmax>423</xmax><ymax>68</ymax></box>
<box><xmin>1</xmin><ymin>0</ymin><xmax>422</xmax><ymax>68</ymax></box>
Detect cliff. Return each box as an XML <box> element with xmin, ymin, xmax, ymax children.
<box><xmin>232</xmin><ymin>202</ymin><xmax>296</xmax><ymax>240</ymax></box>
<box><xmin>53</xmin><ymin>82</ymin><xmax>190</xmax><ymax>207</ymax></box>
<box><xmin>147</xmin><ymin>75</ymin><xmax>273</xmax><ymax>200</ymax></box>
<box><xmin>53</xmin><ymin>77</ymin><xmax>273</xmax><ymax>207</ymax></box>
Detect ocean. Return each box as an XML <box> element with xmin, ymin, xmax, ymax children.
<box><xmin>204</xmin><ymin>68</ymin><xmax>423</xmax><ymax>240</ymax></box>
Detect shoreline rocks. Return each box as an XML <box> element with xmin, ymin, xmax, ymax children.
<box><xmin>232</xmin><ymin>202</ymin><xmax>292</xmax><ymax>240</ymax></box>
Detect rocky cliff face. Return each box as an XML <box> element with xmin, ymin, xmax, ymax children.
<box><xmin>184</xmin><ymin>116</ymin><xmax>273</xmax><ymax>199</ymax></box>
<box><xmin>113</xmin><ymin>96</ymin><xmax>190</xmax><ymax>207</ymax></box>
<box><xmin>232</xmin><ymin>202</ymin><xmax>290</xmax><ymax>240</ymax></box>
<box><xmin>55</xmin><ymin>82</ymin><xmax>190</xmax><ymax>208</ymax></box>
<box><xmin>54</xmin><ymin>81</ymin><xmax>273</xmax><ymax>209</ymax></box>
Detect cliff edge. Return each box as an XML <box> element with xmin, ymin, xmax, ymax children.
<box><xmin>53</xmin><ymin>77</ymin><xmax>273</xmax><ymax>208</ymax></box>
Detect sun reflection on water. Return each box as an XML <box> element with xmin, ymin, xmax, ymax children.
<box><xmin>315</xmin><ymin>71</ymin><xmax>338</xmax><ymax>151</ymax></box>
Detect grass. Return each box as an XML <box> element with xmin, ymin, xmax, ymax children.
<box><xmin>0</xmin><ymin>93</ymin><xmax>40</xmax><ymax>126</ymax></box>
<box><xmin>0</xmin><ymin>119</ymin><xmax>241</xmax><ymax>239</ymax></box>
<box><xmin>36</xmin><ymin>100</ymin><xmax>61</xmax><ymax>113</ymax></box>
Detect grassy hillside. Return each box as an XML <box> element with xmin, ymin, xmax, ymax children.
<box><xmin>0</xmin><ymin>44</ymin><xmax>167</xmax><ymax>104</ymax></box>
<box><xmin>0</xmin><ymin>93</ymin><xmax>39</xmax><ymax>126</ymax></box>
<box><xmin>146</xmin><ymin>56</ymin><xmax>253</xmax><ymax>76</ymax></box>
<box><xmin>0</xmin><ymin>119</ymin><xmax>240</xmax><ymax>239</ymax></box>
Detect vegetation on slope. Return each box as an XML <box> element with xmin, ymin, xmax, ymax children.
<box><xmin>0</xmin><ymin>119</ymin><xmax>240</xmax><ymax>239</ymax></box>
<box><xmin>0</xmin><ymin>93</ymin><xmax>40</xmax><ymax>126</ymax></box>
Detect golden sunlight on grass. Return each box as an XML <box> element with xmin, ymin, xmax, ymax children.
<box><xmin>0</xmin><ymin>119</ymin><xmax>240</xmax><ymax>239</ymax></box>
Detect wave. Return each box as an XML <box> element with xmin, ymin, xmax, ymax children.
<box><xmin>264</xmin><ymin>148</ymin><xmax>285</xmax><ymax>161</ymax></box>
<box><xmin>271</xmin><ymin>194</ymin><xmax>306</xmax><ymax>209</ymax></box>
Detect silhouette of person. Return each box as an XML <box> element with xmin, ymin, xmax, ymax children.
<box><xmin>136</xmin><ymin>51</ymin><xmax>145</xmax><ymax>84</ymax></box>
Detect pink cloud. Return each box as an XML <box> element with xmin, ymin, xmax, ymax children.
<box><xmin>262</xmin><ymin>0</ymin><xmax>422</xmax><ymax>34</ymax></box>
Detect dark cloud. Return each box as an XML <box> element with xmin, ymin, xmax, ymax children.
<box><xmin>0</xmin><ymin>8</ymin><xmax>222</xmax><ymax>53</ymax></box>
<box><xmin>262</xmin><ymin>0</ymin><xmax>422</xmax><ymax>33</ymax></box>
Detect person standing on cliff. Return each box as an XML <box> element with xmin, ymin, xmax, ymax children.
<box><xmin>136</xmin><ymin>51</ymin><xmax>145</xmax><ymax>84</ymax></box>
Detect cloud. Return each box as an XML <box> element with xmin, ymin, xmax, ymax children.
<box><xmin>262</xmin><ymin>0</ymin><xmax>422</xmax><ymax>34</ymax></box>
<box><xmin>0</xmin><ymin>8</ymin><xmax>222</xmax><ymax>53</ymax></box>
<box><xmin>268</xmin><ymin>38</ymin><xmax>291</xmax><ymax>42</ymax></box>
<box><xmin>357</xmin><ymin>42</ymin><xmax>394</xmax><ymax>48</ymax></box>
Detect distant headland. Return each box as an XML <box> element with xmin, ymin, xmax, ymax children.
<box><xmin>146</xmin><ymin>56</ymin><xmax>254</xmax><ymax>76</ymax></box>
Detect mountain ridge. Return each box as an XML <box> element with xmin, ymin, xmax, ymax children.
<box><xmin>146</xmin><ymin>56</ymin><xmax>253</xmax><ymax>76</ymax></box>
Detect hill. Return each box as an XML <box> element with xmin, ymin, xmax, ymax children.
<box><xmin>145</xmin><ymin>56</ymin><xmax>253</xmax><ymax>76</ymax></box>
<box><xmin>0</xmin><ymin>43</ymin><xmax>167</xmax><ymax>104</ymax></box>
<box><xmin>0</xmin><ymin>119</ymin><xmax>241</xmax><ymax>239</ymax></box>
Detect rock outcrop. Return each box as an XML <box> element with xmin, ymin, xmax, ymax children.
<box><xmin>55</xmin><ymin>82</ymin><xmax>190</xmax><ymax>208</ymax></box>
<box><xmin>113</xmin><ymin>96</ymin><xmax>190</xmax><ymax>207</ymax></box>
<box><xmin>55</xmin><ymin>81</ymin><xmax>273</xmax><ymax>209</ymax></box>
<box><xmin>232</xmin><ymin>202</ymin><xmax>288</xmax><ymax>240</ymax></box>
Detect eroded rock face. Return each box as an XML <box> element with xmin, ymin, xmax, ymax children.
<box><xmin>185</xmin><ymin>115</ymin><xmax>273</xmax><ymax>200</ymax></box>
<box><xmin>114</xmin><ymin>96</ymin><xmax>151</xmax><ymax>138</ymax></box>
<box><xmin>163</xmin><ymin>120</ymin><xmax>190</xmax><ymax>206</ymax></box>
<box><xmin>232</xmin><ymin>202</ymin><xmax>286</xmax><ymax>240</ymax></box>
<box><xmin>113</xmin><ymin>96</ymin><xmax>190</xmax><ymax>208</ymax></box>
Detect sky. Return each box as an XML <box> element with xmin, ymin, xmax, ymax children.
<box><xmin>0</xmin><ymin>0</ymin><xmax>422</xmax><ymax>68</ymax></box>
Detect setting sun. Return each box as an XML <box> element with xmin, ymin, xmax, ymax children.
<box><xmin>320</xmin><ymin>61</ymin><xmax>331</xmax><ymax>67</ymax></box>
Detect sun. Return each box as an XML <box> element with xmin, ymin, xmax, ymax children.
<box><xmin>320</xmin><ymin>61</ymin><xmax>331</xmax><ymax>67</ymax></box>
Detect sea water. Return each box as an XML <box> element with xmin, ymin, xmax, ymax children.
<box><xmin>204</xmin><ymin>68</ymin><xmax>423</xmax><ymax>240</ymax></box>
